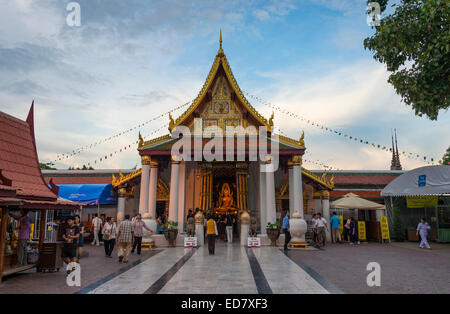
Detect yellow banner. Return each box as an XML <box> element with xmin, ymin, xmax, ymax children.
<box><xmin>358</xmin><ymin>221</ymin><xmax>366</xmax><ymax>241</ymax></box>
<box><xmin>380</xmin><ymin>216</ymin><xmax>390</xmax><ymax>240</ymax></box>
<box><xmin>406</xmin><ymin>196</ymin><xmax>438</xmax><ymax>208</ymax></box>
<box><xmin>338</xmin><ymin>215</ymin><xmax>343</xmax><ymax>234</ymax></box>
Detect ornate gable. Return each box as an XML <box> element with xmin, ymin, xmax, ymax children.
<box><xmin>169</xmin><ymin>32</ymin><xmax>272</xmax><ymax>133</ymax></box>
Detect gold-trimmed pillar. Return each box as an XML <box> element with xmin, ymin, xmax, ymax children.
<box><xmin>291</xmin><ymin>155</ymin><xmax>304</xmax><ymax>218</ymax></box>
<box><xmin>117</xmin><ymin>187</ymin><xmax>127</xmax><ymax>221</ymax></box>
<box><xmin>139</xmin><ymin>156</ymin><xmax>151</xmax><ymax>214</ymax></box>
<box><xmin>200</xmin><ymin>163</ymin><xmax>212</xmax><ymax>212</ymax></box>
<box><xmin>168</xmin><ymin>155</ymin><xmax>181</xmax><ymax>222</ymax></box>
<box><xmin>147</xmin><ymin>159</ymin><xmax>159</xmax><ymax>219</ymax></box>
<box><xmin>236</xmin><ymin>162</ymin><xmax>249</xmax><ymax>211</ymax></box>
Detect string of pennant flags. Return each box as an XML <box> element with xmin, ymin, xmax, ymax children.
<box><xmin>244</xmin><ymin>91</ymin><xmax>436</xmax><ymax>165</ymax></box>
<box><xmin>81</xmin><ymin>124</ymin><xmax>169</xmax><ymax>168</ymax></box>
<box><xmin>53</xmin><ymin>100</ymin><xmax>192</xmax><ymax>162</ymax></box>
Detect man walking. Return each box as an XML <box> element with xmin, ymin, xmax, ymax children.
<box><xmin>61</xmin><ymin>216</ymin><xmax>80</xmax><ymax>274</ymax></box>
<box><xmin>283</xmin><ymin>210</ymin><xmax>291</xmax><ymax>251</ymax></box>
<box><xmin>131</xmin><ymin>214</ymin><xmax>152</xmax><ymax>255</ymax></box>
<box><xmin>316</xmin><ymin>213</ymin><xmax>328</xmax><ymax>247</ymax></box>
<box><xmin>416</xmin><ymin>218</ymin><xmax>431</xmax><ymax>249</ymax></box>
<box><xmin>225</xmin><ymin>210</ymin><xmax>235</xmax><ymax>244</ymax></box>
<box><xmin>91</xmin><ymin>214</ymin><xmax>102</xmax><ymax>246</ymax></box>
<box><xmin>117</xmin><ymin>214</ymin><xmax>134</xmax><ymax>263</ymax></box>
<box><xmin>311</xmin><ymin>213</ymin><xmax>318</xmax><ymax>245</ymax></box>
<box><xmin>330</xmin><ymin>212</ymin><xmax>342</xmax><ymax>243</ymax></box>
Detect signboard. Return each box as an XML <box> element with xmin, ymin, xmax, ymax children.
<box><xmin>247</xmin><ymin>237</ymin><xmax>261</xmax><ymax>247</ymax></box>
<box><xmin>418</xmin><ymin>174</ymin><xmax>426</xmax><ymax>187</ymax></box>
<box><xmin>184</xmin><ymin>237</ymin><xmax>197</xmax><ymax>247</ymax></box>
<box><xmin>338</xmin><ymin>215</ymin><xmax>344</xmax><ymax>235</ymax></box>
<box><xmin>406</xmin><ymin>196</ymin><xmax>438</xmax><ymax>208</ymax></box>
<box><xmin>358</xmin><ymin>221</ymin><xmax>366</xmax><ymax>241</ymax></box>
<box><xmin>380</xmin><ymin>216</ymin><xmax>390</xmax><ymax>240</ymax></box>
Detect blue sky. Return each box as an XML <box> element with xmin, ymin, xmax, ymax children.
<box><xmin>0</xmin><ymin>0</ymin><xmax>448</xmax><ymax>170</ymax></box>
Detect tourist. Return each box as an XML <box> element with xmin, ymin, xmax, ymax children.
<box><xmin>225</xmin><ymin>210</ymin><xmax>235</xmax><ymax>244</ymax></box>
<box><xmin>187</xmin><ymin>209</ymin><xmax>194</xmax><ymax>219</ymax></box>
<box><xmin>102</xmin><ymin>217</ymin><xmax>117</xmax><ymax>257</ymax></box>
<box><xmin>311</xmin><ymin>213</ymin><xmax>318</xmax><ymax>245</ymax></box>
<box><xmin>316</xmin><ymin>213</ymin><xmax>328</xmax><ymax>247</ymax></box>
<box><xmin>10</xmin><ymin>209</ymin><xmax>32</xmax><ymax>266</ymax></box>
<box><xmin>61</xmin><ymin>216</ymin><xmax>80</xmax><ymax>274</ymax></box>
<box><xmin>131</xmin><ymin>214</ymin><xmax>152</xmax><ymax>255</ymax></box>
<box><xmin>282</xmin><ymin>210</ymin><xmax>291</xmax><ymax>251</ymax></box>
<box><xmin>349</xmin><ymin>217</ymin><xmax>358</xmax><ymax>245</ymax></box>
<box><xmin>91</xmin><ymin>213</ymin><xmax>102</xmax><ymax>246</ymax></box>
<box><xmin>99</xmin><ymin>213</ymin><xmax>106</xmax><ymax>243</ymax></box>
<box><xmin>330</xmin><ymin>212</ymin><xmax>342</xmax><ymax>244</ymax></box>
<box><xmin>206</xmin><ymin>215</ymin><xmax>218</xmax><ymax>255</ymax></box>
<box><xmin>343</xmin><ymin>217</ymin><xmax>351</xmax><ymax>242</ymax></box>
<box><xmin>156</xmin><ymin>215</ymin><xmax>164</xmax><ymax>234</ymax></box>
<box><xmin>416</xmin><ymin>218</ymin><xmax>431</xmax><ymax>249</ymax></box>
<box><xmin>117</xmin><ymin>214</ymin><xmax>134</xmax><ymax>263</ymax></box>
<box><xmin>74</xmin><ymin>215</ymin><xmax>84</xmax><ymax>261</ymax></box>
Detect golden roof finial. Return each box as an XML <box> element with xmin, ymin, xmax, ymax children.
<box><xmin>299</xmin><ymin>131</ymin><xmax>305</xmax><ymax>147</ymax></box>
<box><xmin>269</xmin><ymin>112</ymin><xmax>274</xmax><ymax>127</ymax></box>
<box><xmin>168</xmin><ymin>112</ymin><xmax>175</xmax><ymax>131</ymax></box>
<box><xmin>220</xmin><ymin>29</ymin><xmax>222</xmax><ymax>49</ymax></box>
<box><xmin>330</xmin><ymin>175</ymin><xmax>335</xmax><ymax>188</ymax></box>
<box><xmin>138</xmin><ymin>131</ymin><xmax>144</xmax><ymax>148</ymax></box>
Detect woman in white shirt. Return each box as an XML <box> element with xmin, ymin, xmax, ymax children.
<box><xmin>102</xmin><ymin>217</ymin><xmax>117</xmax><ymax>257</ymax></box>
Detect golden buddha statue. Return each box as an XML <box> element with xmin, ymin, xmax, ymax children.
<box><xmin>214</xmin><ymin>183</ymin><xmax>237</xmax><ymax>214</ymax></box>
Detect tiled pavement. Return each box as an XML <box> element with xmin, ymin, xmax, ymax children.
<box><xmin>1</xmin><ymin>241</ymin><xmax>449</xmax><ymax>294</ymax></box>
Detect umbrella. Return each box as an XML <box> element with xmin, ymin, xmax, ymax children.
<box><xmin>330</xmin><ymin>192</ymin><xmax>385</xmax><ymax>210</ymax></box>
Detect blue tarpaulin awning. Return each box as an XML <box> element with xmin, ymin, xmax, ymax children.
<box><xmin>56</xmin><ymin>184</ymin><xmax>116</xmax><ymax>205</ymax></box>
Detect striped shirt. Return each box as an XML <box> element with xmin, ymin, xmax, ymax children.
<box><xmin>118</xmin><ymin>220</ymin><xmax>134</xmax><ymax>243</ymax></box>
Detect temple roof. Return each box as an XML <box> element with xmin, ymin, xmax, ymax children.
<box><xmin>168</xmin><ymin>31</ymin><xmax>272</xmax><ymax>132</ymax></box>
<box><xmin>0</xmin><ymin>103</ymin><xmax>58</xmax><ymax>201</ymax></box>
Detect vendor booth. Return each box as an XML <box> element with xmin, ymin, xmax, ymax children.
<box><xmin>330</xmin><ymin>192</ymin><xmax>388</xmax><ymax>242</ymax></box>
<box><xmin>381</xmin><ymin>165</ymin><xmax>450</xmax><ymax>242</ymax></box>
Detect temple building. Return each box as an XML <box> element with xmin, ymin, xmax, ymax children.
<box><xmin>110</xmin><ymin>34</ymin><xmax>335</xmax><ymax>241</ymax></box>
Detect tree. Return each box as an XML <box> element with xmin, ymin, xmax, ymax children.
<box><xmin>39</xmin><ymin>162</ymin><xmax>56</xmax><ymax>170</ymax></box>
<box><xmin>364</xmin><ymin>0</ymin><xmax>449</xmax><ymax>120</ymax></box>
<box><xmin>439</xmin><ymin>146</ymin><xmax>450</xmax><ymax>165</ymax></box>
<box><xmin>392</xmin><ymin>206</ymin><xmax>405</xmax><ymax>241</ymax></box>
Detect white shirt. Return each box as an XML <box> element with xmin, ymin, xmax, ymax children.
<box><xmin>92</xmin><ymin>217</ymin><xmax>102</xmax><ymax>229</ymax></box>
<box><xmin>316</xmin><ymin>217</ymin><xmax>327</xmax><ymax>228</ymax></box>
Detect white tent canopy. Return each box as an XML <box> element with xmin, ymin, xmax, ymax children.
<box><xmin>381</xmin><ymin>165</ymin><xmax>450</xmax><ymax>197</ymax></box>
<box><xmin>330</xmin><ymin>192</ymin><xmax>385</xmax><ymax>210</ymax></box>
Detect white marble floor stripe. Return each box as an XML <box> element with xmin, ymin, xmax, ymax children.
<box><xmin>88</xmin><ymin>248</ymin><xmax>189</xmax><ymax>294</ymax></box>
<box><xmin>158</xmin><ymin>243</ymin><xmax>258</xmax><ymax>294</ymax></box>
<box><xmin>252</xmin><ymin>247</ymin><xmax>329</xmax><ymax>294</ymax></box>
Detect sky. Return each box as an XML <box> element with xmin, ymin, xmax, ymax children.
<box><xmin>0</xmin><ymin>0</ymin><xmax>448</xmax><ymax>171</ymax></box>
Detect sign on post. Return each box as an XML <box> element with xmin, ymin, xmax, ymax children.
<box><xmin>380</xmin><ymin>216</ymin><xmax>390</xmax><ymax>240</ymax></box>
<box><xmin>248</xmin><ymin>237</ymin><xmax>261</xmax><ymax>247</ymax></box>
<box><xmin>184</xmin><ymin>237</ymin><xmax>198</xmax><ymax>247</ymax></box>
<box><xmin>358</xmin><ymin>221</ymin><xmax>366</xmax><ymax>241</ymax></box>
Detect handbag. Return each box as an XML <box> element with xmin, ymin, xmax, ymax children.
<box><xmin>103</xmin><ymin>224</ymin><xmax>112</xmax><ymax>241</ymax></box>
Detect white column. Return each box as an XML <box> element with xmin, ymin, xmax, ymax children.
<box><xmin>147</xmin><ymin>161</ymin><xmax>158</xmax><ymax>218</ymax></box>
<box><xmin>265</xmin><ymin>160</ymin><xmax>276</xmax><ymax>225</ymax></box>
<box><xmin>259</xmin><ymin>163</ymin><xmax>267</xmax><ymax>233</ymax></box>
<box><xmin>177</xmin><ymin>161</ymin><xmax>186</xmax><ymax>231</ymax></box>
<box><xmin>117</xmin><ymin>188</ymin><xmax>126</xmax><ymax>222</ymax></box>
<box><xmin>139</xmin><ymin>156</ymin><xmax>150</xmax><ymax>214</ymax></box>
<box><xmin>288</xmin><ymin>166</ymin><xmax>294</xmax><ymax>213</ymax></box>
<box><xmin>292</xmin><ymin>162</ymin><xmax>304</xmax><ymax>217</ymax></box>
<box><xmin>321</xmin><ymin>192</ymin><xmax>331</xmax><ymax>243</ymax></box>
<box><xmin>168</xmin><ymin>158</ymin><xmax>180</xmax><ymax>222</ymax></box>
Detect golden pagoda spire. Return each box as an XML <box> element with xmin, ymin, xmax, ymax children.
<box><xmin>220</xmin><ymin>29</ymin><xmax>222</xmax><ymax>49</ymax></box>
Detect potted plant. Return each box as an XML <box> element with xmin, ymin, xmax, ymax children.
<box><xmin>266</xmin><ymin>221</ymin><xmax>281</xmax><ymax>246</ymax></box>
<box><xmin>163</xmin><ymin>221</ymin><xmax>179</xmax><ymax>247</ymax></box>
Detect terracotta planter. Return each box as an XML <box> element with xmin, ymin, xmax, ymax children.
<box><xmin>266</xmin><ymin>228</ymin><xmax>280</xmax><ymax>246</ymax></box>
<box><xmin>164</xmin><ymin>229</ymin><xmax>178</xmax><ymax>247</ymax></box>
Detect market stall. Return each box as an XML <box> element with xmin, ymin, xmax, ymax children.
<box><xmin>330</xmin><ymin>192</ymin><xmax>388</xmax><ymax>242</ymax></box>
<box><xmin>381</xmin><ymin>165</ymin><xmax>450</xmax><ymax>242</ymax></box>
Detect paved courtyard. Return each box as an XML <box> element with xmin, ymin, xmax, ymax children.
<box><xmin>0</xmin><ymin>241</ymin><xmax>449</xmax><ymax>294</ymax></box>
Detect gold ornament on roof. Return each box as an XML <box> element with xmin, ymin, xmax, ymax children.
<box><xmin>299</xmin><ymin>131</ymin><xmax>305</xmax><ymax>147</ymax></box>
<box><xmin>269</xmin><ymin>112</ymin><xmax>274</xmax><ymax>127</ymax></box>
<box><xmin>138</xmin><ymin>132</ymin><xmax>144</xmax><ymax>148</ymax></box>
<box><xmin>168</xmin><ymin>113</ymin><xmax>175</xmax><ymax>132</ymax></box>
